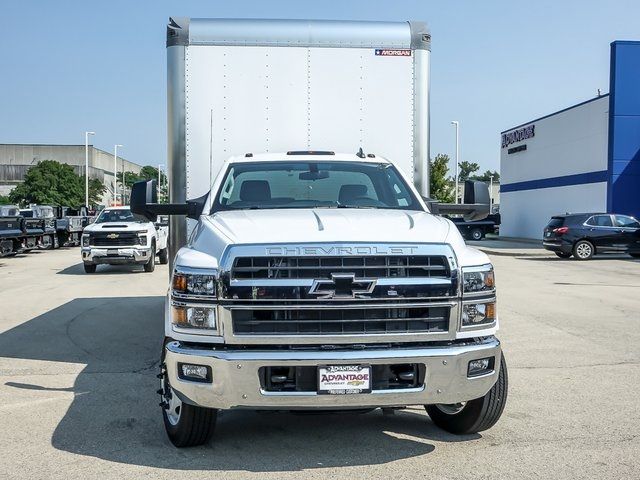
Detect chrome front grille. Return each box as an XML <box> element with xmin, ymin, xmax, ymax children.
<box><xmin>232</xmin><ymin>305</ymin><xmax>450</xmax><ymax>336</ymax></box>
<box><xmin>231</xmin><ymin>255</ymin><xmax>450</xmax><ymax>280</ymax></box>
<box><xmin>220</xmin><ymin>244</ymin><xmax>459</xmax><ymax>344</ymax></box>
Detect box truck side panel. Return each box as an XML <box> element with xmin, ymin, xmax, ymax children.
<box><xmin>185</xmin><ymin>45</ymin><xmax>309</xmax><ymax>201</ymax></box>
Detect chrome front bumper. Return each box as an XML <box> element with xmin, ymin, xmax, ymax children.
<box><xmin>165</xmin><ymin>337</ymin><xmax>502</xmax><ymax>410</ymax></box>
<box><xmin>81</xmin><ymin>246</ymin><xmax>151</xmax><ymax>264</ymax></box>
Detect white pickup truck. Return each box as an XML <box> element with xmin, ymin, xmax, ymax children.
<box><xmin>80</xmin><ymin>206</ymin><xmax>168</xmax><ymax>273</ymax></box>
<box><xmin>130</xmin><ymin>17</ymin><xmax>507</xmax><ymax>447</ymax></box>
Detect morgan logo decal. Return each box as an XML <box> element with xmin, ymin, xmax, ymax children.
<box><xmin>375</xmin><ymin>49</ymin><xmax>411</xmax><ymax>57</ymax></box>
<box><xmin>308</xmin><ymin>273</ymin><xmax>376</xmax><ymax>299</ymax></box>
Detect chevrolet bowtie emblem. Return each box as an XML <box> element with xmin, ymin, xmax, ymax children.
<box><xmin>107</xmin><ymin>233</ymin><xmax>119</xmax><ymax>239</ymax></box>
<box><xmin>308</xmin><ymin>273</ymin><xmax>377</xmax><ymax>299</ymax></box>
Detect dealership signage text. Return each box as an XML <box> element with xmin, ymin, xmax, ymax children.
<box><xmin>502</xmin><ymin>125</ymin><xmax>535</xmax><ymax>148</ymax></box>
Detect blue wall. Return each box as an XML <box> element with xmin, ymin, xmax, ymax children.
<box><xmin>608</xmin><ymin>41</ymin><xmax>640</xmax><ymax>217</ymax></box>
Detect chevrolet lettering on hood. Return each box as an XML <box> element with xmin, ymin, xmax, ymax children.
<box><xmin>265</xmin><ymin>245</ymin><xmax>419</xmax><ymax>256</ymax></box>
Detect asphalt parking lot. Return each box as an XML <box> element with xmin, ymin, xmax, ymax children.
<box><xmin>1</xmin><ymin>247</ymin><xmax>639</xmax><ymax>479</ymax></box>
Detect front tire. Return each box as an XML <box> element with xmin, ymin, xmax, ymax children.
<box><xmin>573</xmin><ymin>240</ymin><xmax>594</xmax><ymax>260</ymax></box>
<box><xmin>144</xmin><ymin>245</ymin><xmax>156</xmax><ymax>272</ymax></box>
<box><xmin>158</xmin><ymin>248</ymin><xmax>169</xmax><ymax>265</ymax></box>
<box><xmin>160</xmin><ymin>376</ymin><xmax>217</xmax><ymax>447</ymax></box>
<box><xmin>425</xmin><ymin>354</ymin><xmax>508</xmax><ymax>434</ymax></box>
<box><xmin>555</xmin><ymin>251</ymin><xmax>572</xmax><ymax>259</ymax></box>
<box><xmin>83</xmin><ymin>263</ymin><xmax>96</xmax><ymax>273</ymax></box>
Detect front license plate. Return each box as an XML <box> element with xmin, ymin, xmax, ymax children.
<box><xmin>318</xmin><ymin>365</ymin><xmax>371</xmax><ymax>395</ymax></box>
<box><xmin>107</xmin><ymin>249</ymin><xmax>119</xmax><ymax>256</ymax></box>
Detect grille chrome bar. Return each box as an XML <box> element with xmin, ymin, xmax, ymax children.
<box><xmin>231</xmin><ymin>255</ymin><xmax>451</xmax><ymax>280</ymax></box>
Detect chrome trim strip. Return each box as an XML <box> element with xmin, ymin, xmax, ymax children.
<box><xmin>227</xmin><ymin>301</ymin><xmax>455</xmax><ymax>311</ymax></box>
<box><xmin>259</xmin><ymin>386</ymin><xmax>425</xmax><ymax>397</ymax></box>
<box><xmin>220</xmin><ymin>301</ymin><xmax>459</xmax><ymax>345</ymax></box>
<box><xmin>228</xmin><ymin>277</ymin><xmax>453</xmax><ymax>287</ymax></box>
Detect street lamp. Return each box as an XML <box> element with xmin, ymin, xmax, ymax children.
<box><xmin>84</xmin><ymin>131</ymin><xmax>95</xmax><ymax>208</ymax></box>
<box><xmin>114</xmin><ymin>144</ymin><xmax>123</xmax><ymax>206</ymax></box>
<box><xmin>158</xmin><ymin>164</ymin><xmax>165</xmax><ymax>199</ymax></box>
<box><xmin>451</xmin><ymin>121</ymin><xmax>459</xmax><ymax>204</ymax></box>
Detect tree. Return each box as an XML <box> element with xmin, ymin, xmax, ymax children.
<box><xmin>470</xmin><ymin>170</ymin><xmax>500</xmax><ymax>182</ymax></box>
<box><xmin>458</xmin><ymin>161</ymin><xmax>480</xmax><ymax>182</ymax></box>
<box><xmin>0</xmin><ymin>194</ymin><xmax>11</xmax><ymax>204</ymax></box>
<box><xmin>89</xmin><ymin>178</ymin><xmax>106</xmax><ymax>206</ymax></box>
<box><xmin>8</xmin><ymin>160</ymin><xmax>105</xmax><ymax>207</ymax></box>
<box><xmin>429</xmin><ymin>154</ymin><xmax>455</xmax><ymax>203</ymax></box>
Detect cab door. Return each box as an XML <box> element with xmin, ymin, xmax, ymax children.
<box><xmin>613</xmin><ymin>215</ymin><xmax>640</xmax><ymax>252</ymax></box>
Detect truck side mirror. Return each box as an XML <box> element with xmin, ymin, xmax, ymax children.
<box><xmin>131</xmin><ymin>180</ymin><xmax>159</xmax><ymax>222</ymax></box>
<box><xmin>464</xmin><ymin>180</ymin><xmax>490</xmax><ymax>205</ymax></box>
<box><xmin>130</xmin><ymin>180</ymin><xmax>207</xmax><ymax>221</ymax></box>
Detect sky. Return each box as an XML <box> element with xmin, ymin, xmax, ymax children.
<box><xmin>1</xmin><ymin>0</ymin><xmax>639</xmax><ymax>175</ymax></box>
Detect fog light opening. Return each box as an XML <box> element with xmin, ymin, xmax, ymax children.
<box><xmin>178</xmin><ymin>363</ymin><xmax>212</xmax><ymax>383</ymax></box>
<box><xmin>467</xmin><ymin>357</ymin><xmax>495</xmax><ymax>377</ymax></box>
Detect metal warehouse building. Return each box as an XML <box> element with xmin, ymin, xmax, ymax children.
<box><xmin>0</xmin><ymin>144</ymin><xmax>142</xmax><ymax>206</ymax></box>
<box><xmin>500</xmin><ymin>41</ymin><xmax>640</xmax><ymax>239</ymax></box>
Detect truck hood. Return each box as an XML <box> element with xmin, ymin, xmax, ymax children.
<box><xmin>84</xmin><ymin>222</ymin><xmax>149</xmax><ymax>233</ymax></box>
<box><xmin>206</xmin><ymin>209</ymin><xmax>451</xmax><ymax>244</ymax></box>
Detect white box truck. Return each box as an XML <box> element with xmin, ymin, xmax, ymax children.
<box><xmin>131</xmin><ymin>17</ymin><xmax>507</xmax><ymax>447</ymax></box>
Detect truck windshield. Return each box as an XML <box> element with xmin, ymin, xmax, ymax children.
<box><xmin>95</xmin><ymin>209</ymin><xmax>147</xmax><ymax>223</ymax></box>
<box><xmin>213</xmin><ymin>161</ymin><xmax>423</xmax><ymax>212</ymax></box>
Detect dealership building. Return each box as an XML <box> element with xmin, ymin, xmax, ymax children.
<box><xmin>500</xmin><ymin>41</ymin><xmax>640</xmax><ymax>238</ymax></box>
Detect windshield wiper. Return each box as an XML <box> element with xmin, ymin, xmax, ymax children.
<box><xmin>335</xmin><ymin>204</ymin><xmax>377</xmax><ymax>209</ymax></box>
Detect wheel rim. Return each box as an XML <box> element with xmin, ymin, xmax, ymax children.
<box><xmin>472</xmin><ymin>231</ymin><xmax>481</xmax><ymax>240</ymax></box>
<box><xmin>162</xmin><ymin>378</ymin><xmax>182</xmax><ymax>425</ymax></box>
<box><xmin>434</xmin><ymin>402</ymin><xmax>467</xmax><ymax>415</ymax></box>
<box><xmin>576</xmin><ymin>243</ymin><xmax>592</xmax><ymax>258</ymax></box>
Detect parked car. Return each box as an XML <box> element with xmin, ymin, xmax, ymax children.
<box><xmin>449</xmin><ymin>213</ymin><xmax>500</xmax><ymax>241</ymax></box>
<box><xmin>543</xmin><ymin>213</ymin><xmax>640</xmax><ymax>260</ymax></box>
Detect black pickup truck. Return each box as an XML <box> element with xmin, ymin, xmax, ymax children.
<box><xmin>449</xmin><ymin>213</ymin><xmax>501</xmax><ymax>241</ymax></box>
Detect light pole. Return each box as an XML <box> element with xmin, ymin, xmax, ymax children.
<box><xmin>84</xmin><ymin>131</ymin><xmax>95</xmax><ymax>208</ymax></box>
<box><xmin>114</xmin><ymin>144</ymin><xmax>123</xmax><ymax>206</ymax></box>
<box><xmin>451</xmin><ymin>121</ymin><xmax>459</xmax><ymax>204</ymax></box>
<box><xmin>158</xmin><ymin>164</ymin><xmax>165</xmax><ymax>200</ymax></box>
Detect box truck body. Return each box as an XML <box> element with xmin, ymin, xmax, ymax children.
<box><xmin>167</xmin><ymin>18</ymin><xmax>431</xmax><ymax>256</ymax></box>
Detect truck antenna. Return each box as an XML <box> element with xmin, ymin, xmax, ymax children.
<box><xmin>356</xmin><ymin>147</ymin><xmax>365</xmax><ymax>158</ymax></box>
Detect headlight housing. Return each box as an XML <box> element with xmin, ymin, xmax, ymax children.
<box><xmin>137</xmin><ymin>231</ymin><xmax>147</xmax><ymax>246</ymax></box>
<box><xmin>172</xmin><ymin>269</ymin><xmax>217</xmax><ymax>297</ymax></box>
<box><xmin>461</xmin><ymin>302</ymin><xmax>496</xmax><ymax>327</ymax></box>
<box><xmin>460</xmin><ymin>264</ymin><xmax>496</xmax><ymax>330</ymax></box>
<box><xmin>462</xmin><ymin>264</ymin><xmax>495</xmax><ymax>295</ymax></box>
<box><xmin>172</xmin><ymin>305</ymin><xmax>216</xmax><ymax>330</ymax></box>
<box><xmin>82</xmin><ymin>234</ymin><xmax>90</xmax><ymax>247</ymax></box>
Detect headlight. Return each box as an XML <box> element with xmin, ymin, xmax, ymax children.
<box><xmin>172</xmin><ymin>305</ymin><xmax>216</xmax><ymax>329</ymax></box>
<box><xmin>461</xmin><ymin>302</ymin><xmax>496</xmax><ymax>327</ymax></box>
<box><xmin>82</xmin><ymin>234</ymin><xmax>90</xmax><ymax>247</ymax></box>
<box><xmin>172</xmin><ymin>269</ymin><xmax>217</xmax><ymax>297</ymax></box>
<box><xmin>138</xmin><ymin>235</ymin><xmax>147</xmax><ymax>245</ymax></box>
<box><xmin>462</xmin><ymin>264</ymin><xmax>495</xmax><ymax>294</ymax></box>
